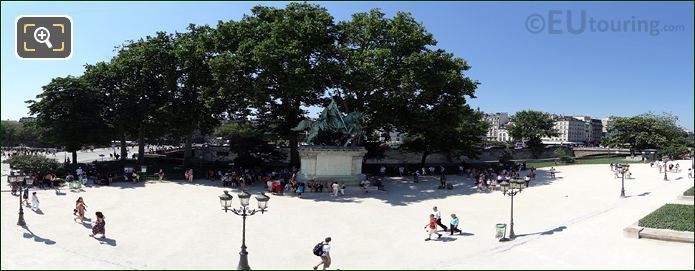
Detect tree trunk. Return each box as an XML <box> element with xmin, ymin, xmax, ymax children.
<box><xmin>420</xmin><ymin>151</ymin><xmax>430</xmax><ymax>167</ymax></box>
<box><xmin>183</xmin><ymin>130</ymin><xmax>194</xmax><ymax>166</ymax></box>
<box><xmin>72</xmin><ymin>150</ymin><xmax>77</xmax><ymax>164</ymax></box>
<box><xmin>288</xmin><ymin>99</ymin><xmax>301</xmax><ymax>168</ymax></box>
<box><xmin>137</xmin><ymin>126</ymin><xmax>145</xmax><ymax>164</ymax></box>
<box><xmin>120</xmin><ymin>133</ymin><xmax>127</xmax><ymax>162</ymax></box>
<box><xmin>289</xmin><ymin>134</ymin><xmax>299</xmax><ymax>168</ymax></box>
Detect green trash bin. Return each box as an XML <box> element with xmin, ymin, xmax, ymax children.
<box><xmin>496</xmin><ymin>223</ymin><xmax>507</xmax><ymax>238</ymax></box>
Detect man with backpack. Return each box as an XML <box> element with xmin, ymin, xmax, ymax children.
<box><xmin>313</xmin><ymin>237</ymin><xmax>332</xmax><ymax>270</ymax></box>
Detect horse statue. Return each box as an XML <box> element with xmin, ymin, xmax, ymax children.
<box><xmin>291</xmin><ymin>99</ymin><xmax>366</xmax><ymax>147</ymax></box>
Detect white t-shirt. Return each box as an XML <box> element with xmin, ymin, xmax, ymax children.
<box><xmin>332</xmin><ymin>183</ymin><xmax>340</xmax><ymax>190</ymax></box>
<box><xmin>433</xmin><ymin>209</ymin><xmax>441</xmax><ymax>219</ymax></box>
<box><xmin>322</xmin><ymin>243</ymin><xmax>331</xmax><ymax>256</ymax></box>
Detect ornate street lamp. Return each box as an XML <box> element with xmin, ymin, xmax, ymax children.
<box><xmin>219</xmin><ymin>190</ymin><xmax>270</xmax><ymax>270</ymax></box>
<box><xmin>498</xmin><ymin>179</ymin><xmax>526</xmax><ymax>241</ymax></box>
<box><xmin>13</xmin><ymin>175</ymin><xmax>26</xmax><ymax>227</ymax></box>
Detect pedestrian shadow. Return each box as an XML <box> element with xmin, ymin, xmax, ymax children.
<box><xmin>95</xmin><ymin>236</ymin><xmax>117</xmax><ymax>246</ymax></box>
<box><xmin>55</xmin><ymin>190</ymin><xmax>66</xmax><ymax>196</ymax></box>
<box><xmin>625</xmin><ymin>192</ymin><xmax>651</xmax><ymax>198</ymax></box>
<box><xmin>460</xmin><ymin>232</ymin><xmax>474</xmax><ymax>236</ymax></box>
<box><xmin>79</xmin><ymin>221</ymin><xmax>93</xmax><ymax>229</ymax></box>
<box><xmin>21</xmin><ymin>225</ymin><xmax>56</xmax><ymax>245</ymax></box>
<box><xmin>31</xmin><ymin>208</ymin><xmax>44</xmax><ymax>215</ymax></box>
<box><xmin>516</xmin><ymin>226</ymin><xmax>567</xmax><ymax>237</ymax></box>
<box><xmin>436</xmin><ymin>236</ymin><xmax>457</xmax><ymax>242</ymax></box>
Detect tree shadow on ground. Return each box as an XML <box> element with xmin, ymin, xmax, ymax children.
<box><xmin>22</xmin><ymin>225</ymin><xmax>56</xmax><ymax>245</ymax></box>
<box><xmin>299</xmin><ymin>169</ymin><xmax>560</xmax><ymax>206</ymax></box>
<box><xmin>516</xmin><ymin>225</ymin><xmax>567</xmax><ymax>237</ymax></box>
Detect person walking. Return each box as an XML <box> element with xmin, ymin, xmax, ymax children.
<box><xmin>398</xmin><ymin>166</ymin><xmax>405</xmax><ymax>177</ymax></box>
<box><xmin>90</xmin><ymin>212</ymin><xmax>106</xmax><ymax>238</ymax></box>
<box><xmin>424</xmin><ymin>214</ymin><xmax>442</xmax><ymax>241</ymax></box>
<box><xmin>413</xmin><ymin>170</ymin><xmax>419</xmax><ymax>183</ymax></box>
<box><xmin>432</xmin><ymin>206</ymin><xmax>448</xmax><ymax>231</ymax></box>
<box><xmin>449</xmin><ymin>213</ymin><xmax>463</xmax><ymax>235</ymax></box>
<box><xmin>21</xmin><ymin>186</ymin><xmax>30</xmax><ymax>206</ymax></box>
<box><xmin>158</xmin><ymin>169</ymin><xmax>164</xmax><ymax>182</ymax></box>
<box><xmin>313</xmin><ymin>237</ymin><xmax>332</xmax><ymax>270</ymax></box>
<box><xmin>688</xmin><ymin>168</ymin><xmax>693</xmax><ymax>179</ymax></box>
<box><xmin>74</xmin><ymin>197</ymin><xmax>87</xmax><ymax>223</ymax></box>
<box><xmin>524</xmin><ymin>175</ymin><xmax>531</xmax><ymax>187</ymax></box>
<box><xmin>331</xmin><ymin>182</ymin><xmax>340</xmax><ymax>197</ymax></box>
<box><xmin>439</xmin><ymin>174</ymin><xmax>447</xmax><ymax>189</ymax></box>
<box><xmin>31</xmin><ymin>192</ymin><xmax>40</xmax><ymax>211</ymax></box>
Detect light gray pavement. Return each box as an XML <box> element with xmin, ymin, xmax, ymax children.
<box><xmin>1</xmin><ymin>159</ymin><xmax>693</xmax><ymax>269</ymax></box>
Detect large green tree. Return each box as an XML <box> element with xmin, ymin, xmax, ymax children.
<box><xmin>27</xmin><ymin>76</ymin><xmax>109</xmax><ymax>163</ymax></box>
<box><xmin>213</xmin><ymin>3</ymin><xmax>338</xmax><ymax>167</ymax></box>
<box><xmin>507</xmin><ymin>110</ymin><xmax>558</xmax><ymax>158</ymax></box>
<box><xmin>108</xmin><ymin>33</ymin><xmax>178</xmax><ymax>163</ymax></box>
<box><xmin>605</xmin><ymin>113</ymin><xmax>689</xmax><ymax>157</ymax></box>
<box><xmin>401</xmin><ymin>106</ymin><xmax>488</xmax><ymax>165</ymax></box>
<box><xmin>171</xmin><ymin>24</ymin><xmax>225</xmax><ymax>164</ymax></box>
<box><xmin>214</xmin><ymin>122</ymin><xmax>285</xmax><ymax>168</ymax></box>
<box><xmin>84</xmin><ymin>61</ymin><xmax>130</xmax><ymax>161</ymax></box>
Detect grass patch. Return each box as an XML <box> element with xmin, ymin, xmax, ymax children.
<box><xmin>685</xmin><ymin>187</ymin><xmax>694</xmax><ymax>197</ymax></box>
<box><xmin>526</xmin><ymin>157</ymin><xmax>642</xmax><ymax>169</ymax></box>
<box><xmin>638</xmin><ymin>204</ymin><xmax>694</xmax><ymax>232</ymax></box>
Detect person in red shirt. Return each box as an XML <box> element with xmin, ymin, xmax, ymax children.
<box><xmin>424</xmin><ymin>214</ymin><xmax>442</xmax><ymax>241</ymax></box>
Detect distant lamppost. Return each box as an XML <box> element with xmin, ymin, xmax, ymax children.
<box><xmin>219</xmin><ymin>191</ymin><xmax>270</xmax><ymax>270</ymax></box>
<box><xmin>498</xmin><ymin>179</ymin><xmax>526</xmax><ymax>241</ymax></box>
<box><xmin>663</xmin><ymin>157</ymin><xmax>669</xmax><ymax>181</ymax></box>
<box><xmin>617</xmin><ymin>164</ymin><xmax>629</xmax><ymax>197</ymax></box>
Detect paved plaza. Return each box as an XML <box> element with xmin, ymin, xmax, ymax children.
<box><xmin>1</xmin><ymin>159</ymin><xmax>694</xmax><ymax>270</ymax></box>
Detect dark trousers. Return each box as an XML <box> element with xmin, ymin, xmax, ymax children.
<box><xmin>450</xmin><ymin>224</ymin><xmax>462</xmax><ymax>235</ymax></box>
<box><xmin>436</xmin><ymin>218</ymin><xmax>448</xmax><ymax>231</ymax></box>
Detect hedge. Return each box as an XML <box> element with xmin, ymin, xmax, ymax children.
<box><xmin>638</xmin><ymin>204</ymin><xmax>694</xmax><ymax>232</ymax></box>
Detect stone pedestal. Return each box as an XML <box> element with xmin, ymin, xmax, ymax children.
<box><xmin>297</xmin><ymin>146</ymin><xmax>368</xmax><ymax>184</ymax></box>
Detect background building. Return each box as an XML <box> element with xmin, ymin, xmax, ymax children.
<box><xmin>484</xmin><ymin>112</ymin><xmax>512</xmax><ymax>142</ymax></box>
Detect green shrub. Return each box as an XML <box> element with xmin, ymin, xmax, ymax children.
<box><xmin>638</xmin><ymin>204</ymin><xmax>694</xmax><ymax>232</ymax></box>
<box><xmin>6</xmin><ymin>155</ymin><xmax>62</xmax><ymax>174</ymax></box>
<box><xmin>685</xmin><ymin>187</ymin><xmax>694</xmax><ymax>196</ymax></box>
<box><xmin>553</xmin><ymin>148</ymin><xmax>575</xmax><ymax>164</ymax></box>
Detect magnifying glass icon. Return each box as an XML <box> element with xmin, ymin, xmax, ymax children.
<box><xmin>33</xmin><ymin>27</ymin><xmax>52</xmax><ymax>49</ymax></box>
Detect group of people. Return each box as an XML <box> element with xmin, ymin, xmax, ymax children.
<box><xmin>471</xmin><ymin>166</ymin><xmax>536</xmax><ymax>193</ymax></box>
<box><xmin>73</xmin><ymin>197</ymin><xmax>106</xmax><ymax>238</ymax></box>
<box><xmin>20</xmin><ymin>187</ymin><xmax>40</xmax><ymax>211</ymax></box>
<box><xmin>424</xmin><ymin>206</ymin><xmax>463</xmax><ymax>241</ymax></box>
<box><xmin>1</xmin><ymin>146</ymin><xmax>58</xmax><ymax>157</ymax></box>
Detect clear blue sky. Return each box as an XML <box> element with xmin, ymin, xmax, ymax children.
<box><xmin>2</xmin><ymin>1</ymin><xmax>693</xmax><ymax>129</ymax></box>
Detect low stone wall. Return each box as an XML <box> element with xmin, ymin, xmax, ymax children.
<box><xmin>624</xmin><ymin>223</ymin><xmax>694</xmax><ymax>243</ymax></box>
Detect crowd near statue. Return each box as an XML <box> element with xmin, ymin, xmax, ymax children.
<box><xmin>291</xmin><ymin>98</ymin><xmax>366</xmax><ymax>147</ymax></box>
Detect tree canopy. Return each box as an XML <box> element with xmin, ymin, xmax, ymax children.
<box><xmin>27</xmin><ymin>3</ymin><xmax>486</xmax><ymax>166</ymax></box>
<box><xmin>507</xmin><ymin>110</ymin><xmax>558</xmax><ymax>157</ymax></box>
<box><xmin>26</xmin><ymin>76</ymin><xmax>110</xmax><ymax>163</ymax></box>
<box><xmin>605</xmin><ymin>113</ymin><xmax>689</xmax><ymax>157</ymax></box>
